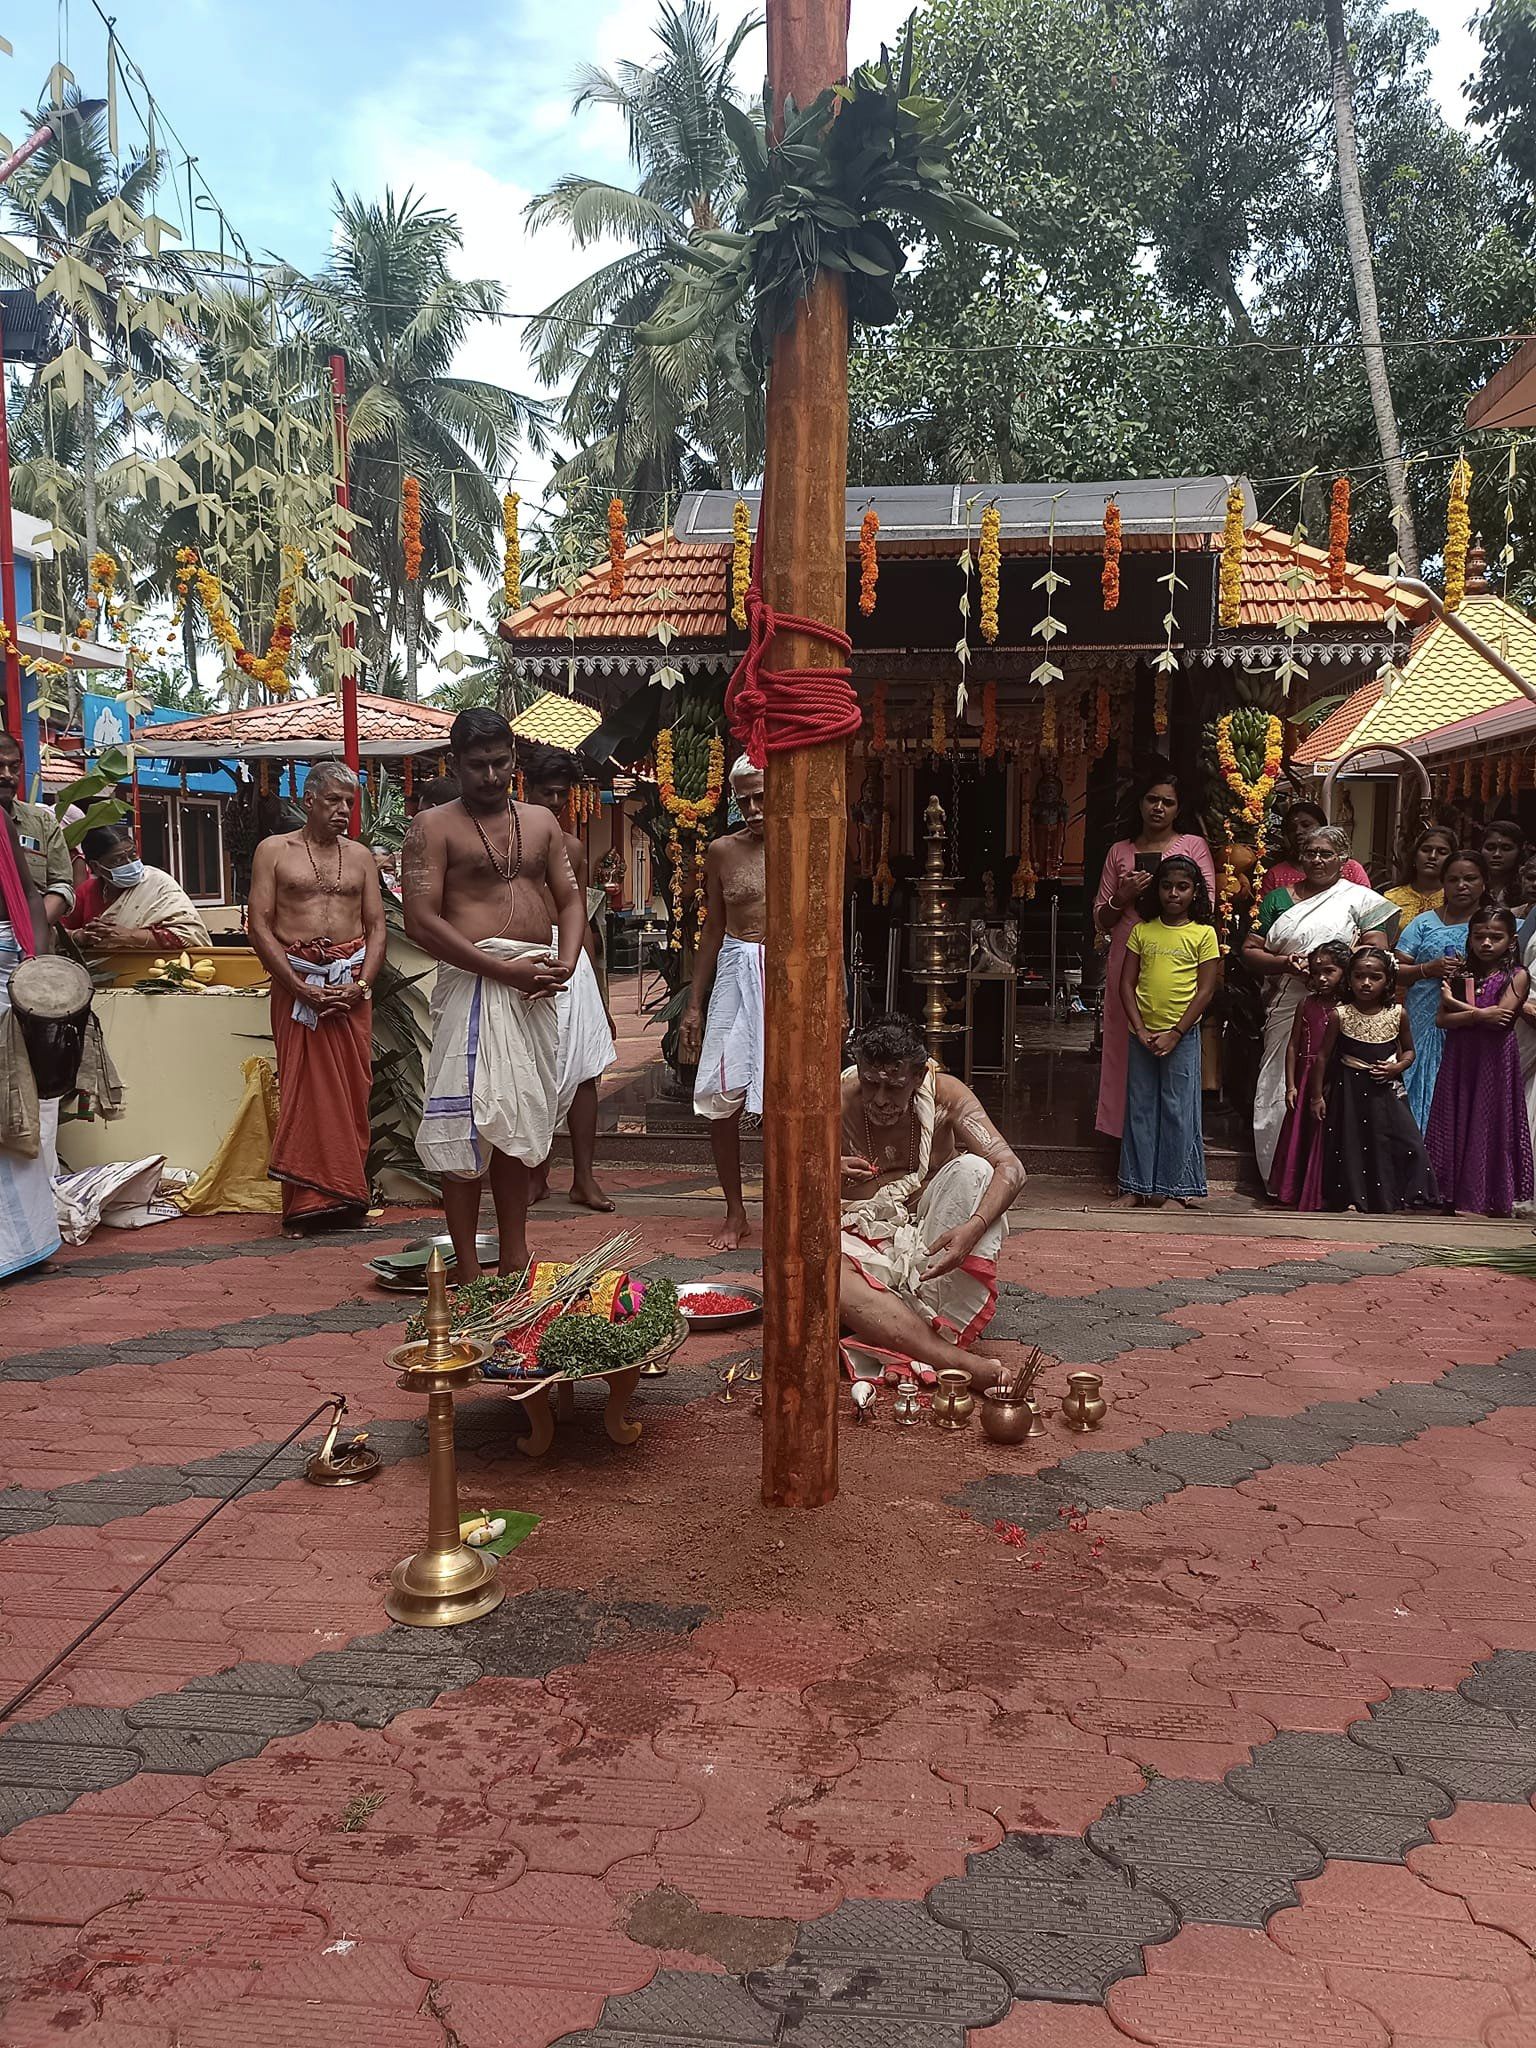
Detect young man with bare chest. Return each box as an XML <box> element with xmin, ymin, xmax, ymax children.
<box><xmin>402</xmin><ymin>708</ymin><xmax>586</xmax><ymax>1281</ymax></box>
<box><xmin>679</xmin><ymin>757</ymin><xmax>765</xmax><ymax>1250</ymax></box>
<box><xmin>520</xmin><ymin>742</ymin><xmax>617</xmax><ymax>1213</ymax></box>
<box><xmin>248</xmin><ymin>762</ymin><xmax>385</xmax><ymax>1231</ymax></box>
<box><xmin>839</xmin><ymin>1011</ymin><xmax>1025</xmax><ymax>1388</ymax></box>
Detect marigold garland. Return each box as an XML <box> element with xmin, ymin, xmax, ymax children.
<box><xmin>980</xmin><ymin>680</ymin><xmax>998</xmax><ymax>760</ymax></box>
<box><xmin>858</xmin><ymin>507</ymin><xmax>880</xmax><ymax>618</ymax></box>
<box><xmin>1101</xmin><ymin>500</ymin><xmax>1121</xmax><ymax>611</ymax></box>
<box><xmin>655</xmin><ymin>726</ymin><xmax>725</xmax><ymax>831</ymax></box>
<box><xmin>77</xmin><ymin>551</ymin><xmax>120</xmax><ymax>641</ymax></box>
<box><xmin>1326</xmin><ymin>476</ymin><xmax>1350</xmax><ymax>594</ymax></box>
<box><xmin>978</xmin><ymin>504</ymin><xmax>1001</xmax><ymax>644</ymax></box>
<box><xmin>402</xmin><ymin>476</ymin><xmax>423</xmax><ymax>584</ymax></box>
<box><xmin>1218</xmin><ymin>483</ymin><xmax>1245</xmax><ymax>629</ymax></box>
<box><xmin>608</xmin><ymin>496</ymin><xmax>627</xmax><ymax>600</ymax></box>
<box><xmin>1481</xmin><ymin>754</ymin><xmax>1494</xmax><ymax>803</ymax></box>
<box><xmin>502</xmin><ymin>492</ymin><xmax>520</xmax><ymax>610</ymax></box>
<box><xmin>179</xmin><ymin>545</ymin><xmax>304</xmax><ymax>695</ymax></box>
<box><xmin>1215</xmin><ymin>710</ymin><xmax>1283</xmax><ymax>827</ymax></box>
<box><xmin>870</xmin><ymin>679</ymin><xmax>888</xmax><ymax>754</ymax></box>
<box><xmin>930</xmin><ymin>679</ymin><xmax>948</xmax><ymax>759</ymax></box>
<box><xmin>731</xmin><ymin>498</ymin><xmax>751</xmax><ymax>631</ymax></box>
<box><xmin>1445</xmin><ymin>455</ymin><xmax>1472</xmax><ymax>611</ymax></box>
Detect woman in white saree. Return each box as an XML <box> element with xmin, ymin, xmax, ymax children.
<box><xmin>1241</xmin><ymin>826</ymin><xmax>1397</xmax><ymax>1181</ymax></box>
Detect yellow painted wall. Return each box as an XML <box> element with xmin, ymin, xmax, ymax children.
<box><xmin>58</xmin><ymin>990</ymin><xmax>273</xmax><ymax>1177</ymax></box>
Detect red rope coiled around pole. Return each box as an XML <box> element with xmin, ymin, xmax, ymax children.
<box><xmin>725</xmin><ymin>577</ymin><xmax>861</xmax><ymax>767</ymax></box>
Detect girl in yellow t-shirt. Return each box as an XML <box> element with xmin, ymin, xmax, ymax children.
<box><xmin>1118</xmin><ymin>855</ymin><xmax>1223</xmax><ymax>1207</ymax></box>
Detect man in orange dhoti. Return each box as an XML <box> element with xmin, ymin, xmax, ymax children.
<box><xmin>248</xmin><ymin>763</ymin><xmax>385</xmax><ymax>1229</ymax></box>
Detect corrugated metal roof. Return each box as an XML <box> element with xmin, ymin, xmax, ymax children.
<box><xmin>1344</xmin><ymin>593</ymin><xmax>1536</xmax><ymax>755</ymax></box>
<box><xmin>676</xmin><ymin>475</ymin><xmax>1252</xmax><ymax>541</ymax></box>
<box><xmin>510</xmin><ymin>691</ymin><xmax>601</xmax><ymax>747</ymax></box>
<box><xmin>1292</xmin><ymin>679</ymin><xmax>1385</xmax><ymax>767</ymax></box>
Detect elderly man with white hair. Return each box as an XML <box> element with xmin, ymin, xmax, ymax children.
<box><xmin>247</xmin><ymin>760</ymin><xmax>386</xmax><ymax>1230</ymax></box>
<box><xmin>680</xmin><ymin>755</ymin><xmax>765</xmax><ymax>1249</ymax></box>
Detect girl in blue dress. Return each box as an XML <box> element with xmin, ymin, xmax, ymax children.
<box><xmin>1395</xmin><ymin>851</ymin><xmax>1488</xmax><ymax>1129</ymax></box>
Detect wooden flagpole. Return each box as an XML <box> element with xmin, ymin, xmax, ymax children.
<box><xmin>759</xmin><ymin>0</ymin><xmax>849</xmax><ymax>1509</ymax></box>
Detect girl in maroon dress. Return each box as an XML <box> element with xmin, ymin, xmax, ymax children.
<box><xmin>1268</xmin><ymin>939</ymin><xmax>1351</xmax><ymax>1209</ymax></box>
<box><xmin>1428</xmin><ymin>908</ymin><xmax>1534</xmax><ymax>1216</ymax></box>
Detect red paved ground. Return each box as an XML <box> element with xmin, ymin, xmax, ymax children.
<box><xmin>1</xmin><ymin>1185</ymin><xmax>1534</xmax><ymax>2045</ymax></box>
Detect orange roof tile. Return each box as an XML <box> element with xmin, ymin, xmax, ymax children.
<box><xmin>136</xmin><ymin>691</ymin><xmax>454</xmax><ymax>759</ymax></box>
<box><xmin>1291</xmin><ymin>678</ymin><xmax>1385</xmax><ymax>767</ymax></box>
<box><xmin>1236</xmin><ymin>525</ymin><xmax>1427</xmax><ymax>632</ymax></box>
<box><xmin>505</xmin><ymin>531</ymin><xmax>729</xmax><ymax>645</ymax></box>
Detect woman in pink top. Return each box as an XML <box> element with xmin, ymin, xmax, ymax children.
<box><xmin>1093</xmin><ymin>764</ymin><xmax>1216</xmax><ymax>1142</ymax></box>
<box><xmin>1266</xmin><ymin>799</ymin><xmax>1371</xmax><ymax>896</ymax></box>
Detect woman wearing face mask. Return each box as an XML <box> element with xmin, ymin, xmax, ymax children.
<box><xmin>67</xmin><ymin>822</ymin><xmax>210</xmax><ymax>951</ymax></box>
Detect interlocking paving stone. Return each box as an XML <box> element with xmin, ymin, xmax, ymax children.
<box><xmin>1295</xmin><ymin>1400</ymin><xmax>1416</xmax><ymax>1444</ymax></box>
<box><xmin>298</xmin><ymin>1646</ymin><xmax>481</xmax><ymax>1725</ymax></box>
<box><xmin>1219</xmin><ymin>1414</ymin><xmax>1357</xmax><ymax>1464</ymax></box>
<box><xmin>44</xmin><ymin>1223</ymin><xmax>398</xmax><ymax>1278</ymax></box>
<box><xmin>124</xmin><ymin>1689</ymin><xmax>322</xmax><ymax>1772</ymax></box>
<box><xmin>0</xmin><ymin>1300</ymin><xmax>403</xmax><ymax>1382</ymax></box>
<box><xmin>746</xmin><ymin>1951</ymin><xmax>1010</xmax><ymax>2032</ymax></box>
<box><xmin>0</xmin><ymin>1738</ymin><xmax>139</xmax><ymax>1793</ymax></box>
<box><xmin>0</xmin><ymin>1705</ymin><xmax>133</xmax><ymax>1748</ymax></box>
<box><xmin>930</xmin><ymin>1833</ymin><xmax>1177</xmax><ymax>2002</ymax></box>
<box><xmin>1361</xmin><ymin>1382</ymin><xmax>1493</xmax><ymax>1426</ymax></box>
<box><xmin>1441</xmin><ymin>1363</ymin><xmax>1536</xmax><ymax>1406</ymax></box>
<box><xmin>1088</xmin><ymin>1778</ymin><xmax>1323</xmax><ymax>1925</ymax></box>
<box><xmin>1462</xmin><ymin>1650</ymin><xmax>1536</xmax><ymax>1720</ymax></box>
<box><xmin>1351</xmin><ymin>1688</ymin><xmax>1536</xmax><ymax>1801</ymax></box>
<box><xmin>1227</xmin><ymin>1730</ymin><xmax>1452</xmax><ymax>1861</ymax></box>
<box><xmin>565</xmin><ymin>1969</ymin><xmax>781</xmax><ymax>2042</ymax></box>
<box><xmin>1129</xmin><ymin>1433</ymin><xmax>1270</xmax><ymax>1489</ymax></box>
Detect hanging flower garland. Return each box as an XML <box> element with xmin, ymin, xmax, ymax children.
<box><xmin>978</xmin><ymin>503</ymin><xmax>1001</xmax><ymax>645</ymax></box>
<box><xmin>1154</xmin><ymin>672</ymin><xmax>1169</xmax><ymax>739</ymax></box>
<box><xmin>178</xmin><ymin>545</ymin><xmax>304</xmax><ymax>695</ymax></box>
<box><xmin>1218</xmin><ymin>482</ymin><xmax>1245</xmax><ymax>629</ymax></box>
<box><xmin>731</xmin><ymin>498</ymin><xmax>751</xmax><ymax>630</ymax></box>
<box><xmin>403</xmin><ymin>475</ymin><xmax>423</xmax><ymax>584</ymax></box>
<box><xmin>1445</xmin><ymin>455</ymin><xmax>1472</xmax><ymax>611</ymax></box>
<box><xmin>1215</xmin><ymin>710</ymin><xmax>1283</xmax><ymax>827</ymax></box>
<box><xmin>502</xmin><ymin>491</ymin><xmax>521</xmax><ymax>610</ymax></box>
<box><xmin>1012</xmin><ymin>768</ymin><xmax>1036</xmax><ymax>901</ymax></box>
<box><xmin>873</xmin><ymin>791</ymin><xmax>895</xmax><ymax>906</ymax></box>
<box><xmin>1326</xmin><ymin>476</ymin><xmax>1350</xmax><ymax>594</ymax></box>
<box><xmin>656</xmin><ymin>726</ymin><xmax>725</xmax><ymax>832</ymax></box>
<box><xmin>76</xmin><ymin>551</ymin><xmax>121</xmax><ymax>643</ymax></box>
<box><xmin>858</xmin><ymin>505</ymin><xmax>880</xmax><ymax>618</ymax></box>
<box><xmin>608</xmin><ymin>496</ymin><xmax>627</xmax><ymax>599</ymax></box>
<box><xmin>980</xmin><ymin>680</ymin><xmax>998</xmax><ymax>760</ymax></box>
<box><xmin>870</xmin><ymin>678</ymin><xmax>888</xmax><ymax>754</ymax></box>
<box><xmin>1101</xmin><ymin>499</ymin><xmax>1121</xmax><ymax>611</ymax></box>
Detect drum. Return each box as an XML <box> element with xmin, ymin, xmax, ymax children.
<box><xmin>10</xmin><ymin>953</ymin><xmax>93</xmax><ymax>1099</ymax></box>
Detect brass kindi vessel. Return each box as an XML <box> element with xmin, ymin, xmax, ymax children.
<box><xmin>384</xmin><ymin>1250</ymin><xmax>505</xmax><ymax>1627</ymax></box>
<box><xmin>978</xmin><ymin>1387</ymin><xmax>1033</xmax><ymax>1446</ymax></box>
<box><xmin>1060</xmin><ymin>1371</ymin><xmax>1108</xmax><ymax>1432</ymax></box>
<box><xmin>930</xmin><ymin>1368</ymin><xmax>975</xmax><ymax>1431</ymax></box>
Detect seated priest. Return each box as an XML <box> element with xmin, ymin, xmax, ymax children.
<box><xmin>840</xmin><ymin>1011</ymin><xmax>1025</xmax><ymax>1390</ymax></box>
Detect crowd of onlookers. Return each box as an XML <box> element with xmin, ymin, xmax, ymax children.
<box><xmin>1094</xmin><ymin>763</ymin><xmax>1536</xmax><ymax>1217</ymax></box>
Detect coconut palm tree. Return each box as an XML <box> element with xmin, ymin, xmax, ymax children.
<box><xmin>293</xmin><ymin>188</ymin><xmax>549</xmax><ymax>698</ymax></box>
<box><xmin>1</xmin><ymin>85</ymin><xmax>184</xmax><ymax>570</ymax></box>
<box><xmin>525</xmin><ymin>0</ymin><xmax>763</xmax><ymax>530</ymax></box>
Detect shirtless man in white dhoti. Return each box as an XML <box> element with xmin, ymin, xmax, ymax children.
<box><xmin>679</xmin><ymin>758</ymin><xmax>764</xmax><ymax>1250</ymax></box>
<box><xmin>403</xmin><ymin>708</ymin><xmax>586</xmax><ymax>1281</ymax></box>
<box><xmin>840</xmin><ymin>1012</ymin><xmax>1025</xmax><ymax>1390</ymax></box>
<box><xmin>521</xmin><ymin>741</ymin><xmax>617</xmax><ymax>1214</ymax></box>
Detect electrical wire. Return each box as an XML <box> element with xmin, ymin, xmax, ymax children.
<box><xmin>0</xmin><ymin>1394</ymin><xmax>348</xmax><ymax>1726</ymax></box>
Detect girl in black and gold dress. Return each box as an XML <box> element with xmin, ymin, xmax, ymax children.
<box><xmin>1310</xmin><ymin>946</ymin><xmax>1440</xmax><ymax>1213</ymax></box>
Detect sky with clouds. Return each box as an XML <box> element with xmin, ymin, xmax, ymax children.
<box><xmin>9</xmin><ymin>0</ymin><xmax>1487</xmax><ymax>500</ymax></box>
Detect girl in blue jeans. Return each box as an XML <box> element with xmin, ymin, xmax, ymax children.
<box><xmin>1117</xmin><ymin>856</ymin><xmax>1222</xmax><ymax>1207</ymax></box>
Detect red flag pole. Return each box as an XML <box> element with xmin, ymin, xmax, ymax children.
<box><xmin>0</xmin><ymin>304</ymin><xmax>25</xmax><ymax>756</ymax></box>
<box><xmin>329</xmin><ymin>351</ymin><xmax>361</xmax><ymax>832</ymax></box>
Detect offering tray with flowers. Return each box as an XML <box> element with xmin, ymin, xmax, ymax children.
<box><xmin>404</xmin><ymin>1232</ymin><xmax>684</xmax><ymax>1459</ymax></box>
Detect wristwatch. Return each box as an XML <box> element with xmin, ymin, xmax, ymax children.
<box><xmin>356</xmin><ymin>978</ymin><xmax>373</xmax><ymax>999</ymax></box>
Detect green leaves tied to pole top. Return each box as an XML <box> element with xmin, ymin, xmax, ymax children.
<box><xmin>637</xmin><ymin>19</ymin><xmax>1016</xmax><ymax>392</ymax></box>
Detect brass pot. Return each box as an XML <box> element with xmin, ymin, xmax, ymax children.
<box><xmin>1060</xmin><ymin>1371</ymin><xmax>1108</xmax><ymax>1432</ymax></box>
<box><xmin>892</xmin><ymin>1377</ymin><xmax>924</xmax><ymax>1426</ymax></box>
<box><xmin>931</xmin><ymin>1367</ymin><xmax>975</xmax><ymax>1431</ymax></box>
<box><xmin>978</xmin><ymin>1390</ymin><xmax>1033</xmax><ymax>1446</ymax></box>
